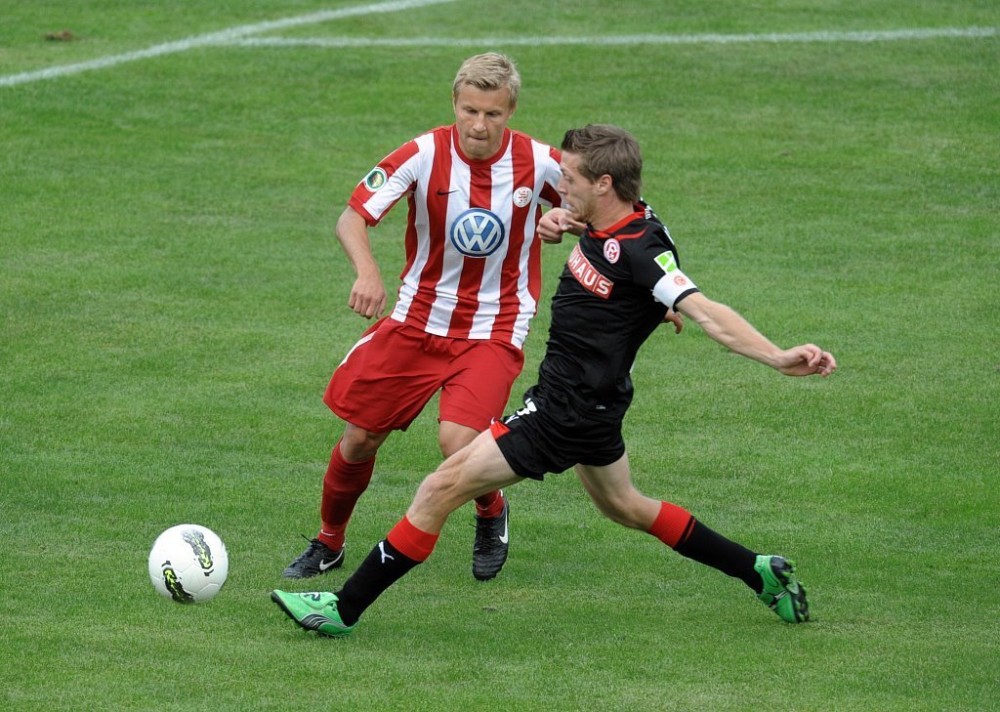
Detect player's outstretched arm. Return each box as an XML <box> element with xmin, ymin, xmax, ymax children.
<box><xmin>676</xmin><ymin>292</ymin><xmax>836</xmax><ymax>377</ymax></box>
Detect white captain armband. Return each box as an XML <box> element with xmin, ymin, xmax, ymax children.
<box><xmin>651</xmin><ymin>249</ymin><xmax>698</xmax><ymax>309</ymax></box>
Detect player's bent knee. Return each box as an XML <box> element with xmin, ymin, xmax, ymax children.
<box><xmin>341</xmin><ymin>425</ymin><xmax>389</xmax><ymax>461</ymax></box>
<box><xmin>593</xmin><ymin>495</ymin><xmax>648</xmax><ymax>530</ymax></box>
<box><xmin>414</xmin><ymin>466</ymin><xmax>471</xmax><ymax>513</ymax></box>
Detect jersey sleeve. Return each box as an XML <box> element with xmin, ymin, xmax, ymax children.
<box><xmin>347</xmin><ymin>138</ymin><xmax>422</xmax><ymax>226</ymax></box>
<box><xmin>539</xmin><ymin>146</ymin><xmax>563</xmax><ymax>208</ymax></box>
<box><xmin>629</xmin><ymin>225</ymin><xmax>700</xmax><ymax>310</ymax></box>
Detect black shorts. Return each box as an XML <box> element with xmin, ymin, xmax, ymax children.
<box><xmin>491</xmin><ymin>387</ymin><xmax>626</xmax><ymax>480</ymax></box>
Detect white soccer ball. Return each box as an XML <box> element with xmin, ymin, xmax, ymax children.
<box><xmin>148</xmin><ymin>524</ymin><xmax>229</xmax><ymax>603</ymax></box>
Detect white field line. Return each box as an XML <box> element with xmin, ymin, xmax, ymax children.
<box><xmin>229</xmin><ymin>26</ymin><xmax>998</xmax><ymax>49</ymax></box>
<box><xmin>0</xmin><ymin>0</ymin><xmax>457</xmax><ymax>88</ymax></box>
<box><xmin>2</xmin><ymin>21</ymin><xmax>996</xmax><ymax>89</ymax></box>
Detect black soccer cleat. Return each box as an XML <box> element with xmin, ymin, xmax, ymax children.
<box><xmin>472</xmin><ymin>496</ymin><xmax>509</xmax><ymax>581</ymax></box>
<box><xmin>282</xmin><ymin>538</ymin><xmax>345</xmax><ymax>579</ymax></box>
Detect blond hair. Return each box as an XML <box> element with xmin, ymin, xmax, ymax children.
<box><xmin>452</xmin><ymin>52</ymin><xmax>520</xmax><ymax>108</ymax></box>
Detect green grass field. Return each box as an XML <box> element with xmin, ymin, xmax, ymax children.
<box><xmin>2</xmin><ymin>1</ymin><xmax>998</xmax><ymax>709</ymax></box>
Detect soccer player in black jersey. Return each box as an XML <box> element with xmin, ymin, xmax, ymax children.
<box><xmin>271</xmin><ymin>124</ymin><xmax>838</xmax><ymax>636</ymax></box>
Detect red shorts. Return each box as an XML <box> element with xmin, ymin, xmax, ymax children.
<box><xmin>324</xmin><ymin>317</ymin><xmax>525</xmax><ymax>433</ymax></box>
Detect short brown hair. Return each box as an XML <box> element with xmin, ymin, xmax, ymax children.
<box><xmin>452</xmin><ymin>52</ymin><xmax>521</xmax><ymax>108</ymax></box>
<box><xmin>561</xmin><ymin>124</ymin><xmax>642</xmax><ymax>203</ymax></box>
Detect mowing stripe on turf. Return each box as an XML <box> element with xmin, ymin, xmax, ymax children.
<box><xmin>2</xmin><ymin>21</ymin><xmax>995</xmax><ymax>89</ymax></box>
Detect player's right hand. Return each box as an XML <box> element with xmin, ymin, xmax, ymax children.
<box><xmin>348</xmin><ymin>274</ymin><xmax>387</xmax><ymax>319</ymax></box>
<box><xmin>662</xmin><ymin>309</ymin><xmax>684</xmax><ymax>334</ymax></box>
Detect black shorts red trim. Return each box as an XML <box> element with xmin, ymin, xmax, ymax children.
<box><xmin>490</xmin><ymin>387</ymin><xmax>626</xmax><ymax>480</ymax></box>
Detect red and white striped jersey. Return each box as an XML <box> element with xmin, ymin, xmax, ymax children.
<box><xmin>348</xmin><ymin>125</ymin><xmax>562</xmax><ymax>349</ymax></box>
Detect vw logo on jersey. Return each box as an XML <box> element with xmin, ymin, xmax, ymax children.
<box><xmin>450</xmin><ymin>208</ymin><xmax>506</xmax><ymax>257</ymax></box>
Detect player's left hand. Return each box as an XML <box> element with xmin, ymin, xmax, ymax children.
<box><xmin>776</xmin><ymin>344</ymin><xmax>837</xmax><ymax>377</ymax></box>
<box><xmin>538</xmin><ymin>208</ymin><xmax>586</xmax><ymax>243</ymax></box>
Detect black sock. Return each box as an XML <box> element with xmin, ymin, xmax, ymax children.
<box><xmin>674</xmin><ymin>520</ymin><xmax>762</xmax><ymax>593</ymax></box>
<box><xmin>335</xmin><ymin>539</ymin><xmax>420</xmax><ymax>626</ymax></box>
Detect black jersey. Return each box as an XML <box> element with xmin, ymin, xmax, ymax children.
<box><xmin>534</xmin><ymin>206</ymin><xmax>699</xmax><ymax>421</ymax></box>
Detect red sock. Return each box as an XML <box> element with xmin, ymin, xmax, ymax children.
<box><xmin>317</xmin><ymin>440</ymin><xmax>375</xmax><ymax>550</ymax></box>
<box><xmin>386</xmin><ymin>516</ymin><xmax>439</xmax><ymax>562</ymax></box>
<box><xmin>474</xmin><ymin>490</ymin><xmax>505</xmax><ymax>518</ymax></box>
<box><xmin>648</xmin><ymin>501</ymin><xmax>695</xmax><ymax>549</ymax></box>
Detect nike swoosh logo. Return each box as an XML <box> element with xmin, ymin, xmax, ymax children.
<box><xmin>318</xmin><ymin>550</ymin><xmax>344</xmax><ymax>571</ymax></box>
<box><xmin>498</xmin><ymin>516</ymin><xmax>509</xmax><ymax>545</ymax></box>
<box><xmin>436</xmin><ymin>189</ymin><xmax>457</xmax><ymax>195</ymax></box>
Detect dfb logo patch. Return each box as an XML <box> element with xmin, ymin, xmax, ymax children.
<box><xmin>450</xmin><ymin>208</ymin><xmax>506</xmax><ymax>257</ymax></box>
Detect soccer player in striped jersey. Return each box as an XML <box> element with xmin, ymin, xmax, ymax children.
<box><xmin>282</xmin><ymin>53</ymin><xmax>563</xmax><ymax>582</ymax></box>
<box><xmin>272</xmin><ymin>124</ymin><xmax>837</xmax><ymax>636</ymax></box>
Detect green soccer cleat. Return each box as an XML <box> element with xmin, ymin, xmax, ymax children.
<box><xmin>270</xmin><ymin>590</ymin><xmax>356</xmax><ymax>637</ymax></box>
<box><xmin>754</xmin><ymin>555</ymin><xmax>810</xmax><ymax>623</ymax></box>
